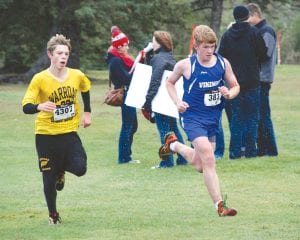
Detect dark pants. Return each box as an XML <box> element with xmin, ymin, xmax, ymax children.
<box><xmin>36</xmin><ymin>132</ymin><xmax>87</xmax><ymax>214</ymax></box>
<box><xmin>215</xmin><ymin>117</ymin><xmax>224</xmax><ymax>158</ymax></box>
<box><xmin>118</xmin><ymin>91</ymin><xmax>138</xmax><ymax>163</ymax></box>
<box><xmin>215</xmin><ymin>100</ymin><xmax>232</xmax><ymax>158</ymax></box>
<box><xmin>155</xmin><ymin>113</ymin><xmax>187</xmax><ymax>167</ymax></box>
<box><xmin>257</xmin><ymin>82</ymin><xmax>278</xmax><ymax>156</ymax></box>
<box><xmin>229</xmin><ymin>87</ymin><xmax>260</xmax><ymax>159</ymax></box>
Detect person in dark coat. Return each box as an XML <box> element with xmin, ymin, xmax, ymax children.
<box><xmin>142</xmin><ymin>31</ymin><xmax>188</xmax><ymax>168</ymax></box>
<box><xmin>218</xmin><ymin>5</ymin><xmax>268</xmax><ymax>159</ymax></box>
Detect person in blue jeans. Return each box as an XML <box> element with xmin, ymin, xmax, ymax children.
<box><xmin>154</xmin><ymin>113</ymin><xmax>187</xmax><ymax>167</ymax></box>
<box><xmin>229</xmin><ymin>87</ymin><xmax>260</xmax><ymax>158</ymax></box>
<box><xmin>218</xmin><ymin>5</ymin><xmax>268</xmax><ymax>159</ymax></box>
<box><xmin>215</xmin><ymin>98</ymin><xmax>232</xmax><ymax>159</ymax></box>
<box><xmin>118</xmin><ymin>91</ymin><xmax>138</xmax><ymax>163</ymax></box>
<box><xmin>105</xmin><ymin>26</ymin><xmax>139</xmax><ymax>164</ymax></box>
<box><xmin>142</xmin><ymin>31</ymin><xmax>187</xmax><ymax>168</ymax></box>
<box><xmin>247</xmin><ymin>3</ymin><xmax>278</xmax><ymax>157</ymax></box>
<box><xmin>214</xmin><ymin>117</ymin><xmax>224</xmax><ymax>160</ymax></box>
<box><xmin>257</xmin><ymin>83</ymin><xmax>278</xmax><ymax>156</ymax></box>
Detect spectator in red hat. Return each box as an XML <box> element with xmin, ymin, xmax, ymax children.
<box><xmin>105</xmin><ymin>26</ymin><xmax>140</xmax><ymax>164</ymax></box>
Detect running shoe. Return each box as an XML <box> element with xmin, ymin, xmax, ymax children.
<box><xmin>217</xmin><ymin>196</ymin><xmax>237</xmax><ymax>217</ymax></box>
<box><xmin>49</xmin><ymin>212</ymin><xmax>62</xmax><ymax>224</ymax></box>
<box><xmin>158</xmin><ymin>132</ymin><xmax>178</xmax><ymax>160</ymax></box>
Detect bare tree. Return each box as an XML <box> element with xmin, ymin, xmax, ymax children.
<box><xmin>210</xmin><ymin>0</ymin><xmax>223</xmax><ymax>35</ymax></box>
<box><xmin>191</xmin><ymin>0</ymin><xmax>223</xmax><ymax>36</ymax></box>
<box><xmin>23</xmin><ymin>0</ymin><xmax>80</xmax><ymax>83</ymax></box>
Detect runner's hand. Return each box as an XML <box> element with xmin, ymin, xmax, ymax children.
<box><xmin>81</xmin><ymin>112</ymin><xmax>91</xmax><ymax>128</ymax></box>
<box><xmin>37</xmin><ymin>101</ymin><xmax>56</xmax><ymax>112</ymax></box>
<box><xmin>176</xmin><ymin>100</ymin><xmax>189</xmax><ymax>113</ymax></box>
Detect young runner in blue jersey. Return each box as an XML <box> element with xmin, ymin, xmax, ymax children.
<box><xmin>158</xmin><ymin>25</ymin><xmax>240</xmax><ymax>216</ymax></box>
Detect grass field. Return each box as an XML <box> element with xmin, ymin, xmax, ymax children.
<box><xmin>0</xmin><ymin>65</ymin><xmax>299</xmax><ymax>240</ymax></box>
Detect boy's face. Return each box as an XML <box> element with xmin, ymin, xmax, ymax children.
<box><xmin>195</xmin><ymin>42</ymin><xmax>216</xmax><ymax>62</ymax></box>
<box><xmin>48</xmin><ymin>44</ymin><xmax>70</xmax><ymax>69</ymax></box>
<box><xmin>247</xmin><ymin>13</ymin><xmax>259</xmax><ymax>25</ymax></box>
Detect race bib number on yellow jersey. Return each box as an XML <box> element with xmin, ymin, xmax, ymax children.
<box><xmin>204</xmin><ymin>91</ymin><xmax>221</xmax><ymax>107</ymax></box>
<box><xmin>53</xmin><ymin>104</ymin><xmax>75</xmax><ymax>121</ymax></box>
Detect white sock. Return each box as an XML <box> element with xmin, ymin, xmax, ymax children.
<box><xmin>170</xmin><ymin>141</ymin><xmax>178</xmax><ymax>152</ymax></box>
<box><xmin>215</xmin><ymin>200</ymin><xmax>222</xmax><ymax>209</ymax></box>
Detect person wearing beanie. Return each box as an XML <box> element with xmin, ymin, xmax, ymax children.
<box><xmin>142</xmin><ymin>31</ymin><xmax>188</xmax><ymax>169</ymax></box>
<box><xmin>105</xmin><ymin>26</ymin><xmax>140</xmax><ymax>164</ymax></box>
<box><xmin>233</xmin><ymin>5</ymin><xmax>250</xmax><ymax>22</ymax></box>
<box><xmin>214</xmin><ymin>5</ymin><xmax>250</xmax><ymax>160</ymax></box>
<box><xmin>247</xmin><ymin>3</ymin><xmax>278</xmax><ymax>157</ymax></box>
<box><xmin>218</xmin><ymin>5</ymin><xmax>268</xmax><ymax>160</ymax></box>
<box><xmin>111</xmin><ymin>28</ymin><xmax>130</xmax><ymax>49</ymax></box>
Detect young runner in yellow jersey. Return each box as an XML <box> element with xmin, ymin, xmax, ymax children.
<box><xmin>22</xmin><ymin>34</ymin><xmax>91</xmax><ymax>224</ymax></box>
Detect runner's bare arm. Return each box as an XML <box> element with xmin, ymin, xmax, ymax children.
<box><xmin>166</xmin><ymin>59</ymin><xmax>190</xmax><ymax>112</ymax></box>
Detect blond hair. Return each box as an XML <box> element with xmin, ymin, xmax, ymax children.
<box><xmin>47</xmin><ymin>34</ymin><xmax>71</xmax><ymax>53</ymax></box>
<box><xmin>247</xmin><ymin>3</ymin><xmax>263</xmax><ymax>18</ymax></box>
<box><xmin>193</xmin><ymin>25</ymin><xmax>217</xmax><ymax>46</ymax></box>
<box><xmin>153</xmin><ymin>31</ymin><xmax>173</xmax><ymax>51</ymax></box>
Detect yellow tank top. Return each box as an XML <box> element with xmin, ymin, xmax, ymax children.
<box><xmin>22</xmin><ymin>68</ymin><xmax>91</xmax><ymax>135</ymax></box>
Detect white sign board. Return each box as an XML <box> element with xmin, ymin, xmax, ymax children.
<box><xmin>125</xmin><ymin>63</ymin><xmax>183</xmax><ymax>118</ymax></box>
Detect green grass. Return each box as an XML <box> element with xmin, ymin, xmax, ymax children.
<box><xmin>0</xmin><ymin>65</ymin><xmax>300</xmax><ymax>240</ymax></box>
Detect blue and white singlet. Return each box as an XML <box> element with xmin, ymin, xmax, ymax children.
<box><xmin>180</xmin><ymin>53</ymin><xmax>226</xmax><ymax>128</ymax></box>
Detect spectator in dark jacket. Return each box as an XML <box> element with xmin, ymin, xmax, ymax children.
<box><xmin>142</xmin><ymin>31</ymin><xmax>188</xmax><ymax>168</ymax></box>
<box><xmin>247</xmin><ymin>3</ymin><xmax>278</xmax><ymax>157</ymax></box>
<box><xmin>218</xmin><ymin>5</ymin><xmax>268</xmax><ymax>159</ymax></box>
<box><xmin>105</xmin><ymin>26</ymin><xmax>139</xmax><ymax>164</ymax></box>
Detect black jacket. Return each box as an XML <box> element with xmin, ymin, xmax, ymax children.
<box><xmin>105</xmin><ymin>52</ymin><xmax>132</xmax><ymax>89</ymax></box>
<box><xmin>218</xmin><ymin>22</ymin><xmax>268</xmax><ymax>91</ymax></box>
<box><xmin>144</xmin><ymin>48</ymin><xmax>176</xmax><ymax>105</ymax></box>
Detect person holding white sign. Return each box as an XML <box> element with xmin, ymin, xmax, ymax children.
<box><xmin>142</xmin><ymin>31</ymin><xmax>188</xmax><ymax>169</ymax></box>
<box><xmin>159</xmin><ymin>25</ymin><xmax>240</xmax><ymax>216</ymax></box>
<box><xmin>22</xmin><ymin>34</ymin><xmax>92</xmax><ymax>224</ymax></box>
<box><xmin>106</xmin><ymin>26</ymin><xmax>141</xmax><ymax>165</ymax></box>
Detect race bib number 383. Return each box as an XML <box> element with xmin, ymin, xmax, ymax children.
<box><xmin>53</xmin><ymin>104</ymin><xmax>75</xmax><ymax>121</ymax></box>
<box><xmin>204</xmin><ymin>91</ymin><xmax>221</xmax><ymax>107</ymax></box>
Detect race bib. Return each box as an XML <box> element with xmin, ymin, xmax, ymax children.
<box><xmin>204</xmin><ymin>91</ymin><xmax>221</xmax><ymax>106</ymax></box>
<box><xmin>53</xmin><ymin>104</ymin><xmax>75</xmax><ymax>121</ymax></box>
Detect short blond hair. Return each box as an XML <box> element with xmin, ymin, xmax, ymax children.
<box><xmin>193</xmin><ymin>25</ymin><xmax>217</xmax><ymax>46</ymax></box>
<box><xmin>247</xmin><ymin>3</ymin><xmax>263</xmax><ymax>18</ymax></box>
<box><xmin>47</xmin><ymin>34</ymin><xmax>71</xmax><ymax>53</ymax></box>
<box><xmin>153</xmin><ymin>31</ymin><xmax>173</xmax><ymax>51</ymax></box>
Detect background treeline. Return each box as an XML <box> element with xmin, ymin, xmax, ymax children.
<box><xmin>0</xmin><ymin>0</ymin><xmax>299</xmax><ymax>83</ymax></box>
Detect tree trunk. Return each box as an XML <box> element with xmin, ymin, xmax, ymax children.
<box><xmin>210</xmin><ymin>0</ymin><xmax>223</xmax><ymax>37</ymax></box>
<box><xmin>191</xmin><ymin>0</ymin><xmax>223</xmax><ymax>37</ymax></box>
<box><xmin>23</xmin><ymin>0</ymin><xmax>80</xmax><ymax>83</ymax></box>
<box><xmin>62</xmin><ymin>20</ymin><xmax>81</xmax><ymax>69</ymax></box>
<box><xmin>22</xmin><ymin>49</ymin><xmax>49</xmax><ymax>83</ymax></box>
